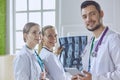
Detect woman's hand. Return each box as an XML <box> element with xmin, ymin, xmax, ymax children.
<box><xmin>40</xmin><ymin>72</ymin><xmax>46</xmax><ymax>80</ymax></box>
<box><xmin>54</xmin><ymin>46</ymin><xmax>64</xmax><ymax>55</ymax></box>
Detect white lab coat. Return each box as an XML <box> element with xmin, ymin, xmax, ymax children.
<box><xmin>14</xmin><ymin>45</ymin><xmax>41</xmax><ymax>80</ymax></box>
<box><xmin>82</xmin><ymin>28</ymin><xmax>120</xmax><ymax>80</ymax></box>
<box><xmin>39</xmin><ymin>47</ymin><xmax>71</xmax><ymax>80</ymax></box>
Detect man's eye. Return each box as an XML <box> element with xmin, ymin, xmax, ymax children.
<box><xmin>90</xmin><ymin>12</ymin><xmax>96</xmax><ymax>16</ymax></box>
<box><xmin>91</xmin><ymin>13</ymin><xmax>95</xmax><ymax>15</ymax></box>
<box><xmin>82</xmin><ymin>15</ymin><xmax>87</xmax><ymax>19</ymax></box>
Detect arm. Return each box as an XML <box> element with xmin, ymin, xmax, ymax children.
<box><xmin>14</xmin><ymin>54</ymin><xmax>30</xmax><ymax>80</ymax></box>
<box><xmin>54</xmin><ymin>46</ymin><xmax>64</xmax><ymax>55</ymax></box>
<box><xmin>80</xmin><ymin>33</ymin><xmax>120</xmax><ymax>80</ymax></box>
<box><xmin>93</xmin><ymin>34</ymin><xmax>120</xmax><ymax>80</ymax></box>
<box><xmin>45</xmin><ymin>53</ymin><xmax>66</xmax><ymax>80</ymax></box>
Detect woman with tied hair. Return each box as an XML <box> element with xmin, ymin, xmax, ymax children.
<box><xmin>14</xmin><ymin>22</ymin><xmax>48</xmax><ymax>80</ymax></box>
<box><xmin>38</xmin><ymin>25</ymin><xmax>71</xmax><ymax>80</ymax></box>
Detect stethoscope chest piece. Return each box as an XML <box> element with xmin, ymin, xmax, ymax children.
<box><xmin>92</xmin><ymin>52</ymin><xmax>97</xmax><ymax>57</ymax></box>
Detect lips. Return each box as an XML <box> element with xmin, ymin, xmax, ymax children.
<box><xmin>49</xmin><ymin>40</ymin><xmax>57</xmax><ymax>46</ymax></box>
<box><xmin>49</xmin><ymin>41</ymin><xmax>56</xmax><ymax>45</ymax></box>
<box><xmin>87</xmin><ymin>21</ymin><xmax>94</xmax><ymax>27</ymax></box>
<box><xmin>35</xmin><ymin>39</ymin><xmax>40</xmax><ymax>42</ymax></box>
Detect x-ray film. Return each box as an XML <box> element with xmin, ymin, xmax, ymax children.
<box><xmin>59</xmin><ymin>36</ymin><xmax>87</xmax><ymax>71</ymax></box>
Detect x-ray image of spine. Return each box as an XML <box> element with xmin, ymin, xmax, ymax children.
<box><xmin>81</xmin><ymin>36</ymin><xmax>87</xmax><ymax>52</ymax></box>
<box><xmin>72</xmin><ymin>37</ymin><xmax>83</xmax><ymax>70</ymax></box>
<box><xmin>59</xmin><ymin>38</ymin><xmax>68</xmax><ymax>67</ymax></box>
<box><xmin>66</xmin><ymin>37</ymin><xmax>74</xmax><ymax>67</ymax></box>
<box><xmin>59</xmin><ymin>36</ymin><xmax>87</xmax><ymax>71</ymax></box>
<box><xmin>74</xmin><ymin>37</ymin><xmax>80</xmax><ymax>58</ymax></box>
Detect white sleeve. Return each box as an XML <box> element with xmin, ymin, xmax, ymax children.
<box><xmin>14</xmin><ymin>54</ymin><xmax>31</xmax><ymax>80</ymax></box>
<box><xmin>44</xmin><ymin>53</ymin><xmax>67</xmax><ymax>80</ymax></box>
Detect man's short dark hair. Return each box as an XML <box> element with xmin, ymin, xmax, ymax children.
<box><xmin>81</xmin><ymin>1</ymin><xmax>101</xmax><ymax>13</ymax></box>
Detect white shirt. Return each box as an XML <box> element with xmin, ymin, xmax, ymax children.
<box><xmin>39</xmin><ymin>47</ymin><xmax>71</xmax><ymax>80</ymax></box>
<box><xmin>14</xmin><ymin>45</ymin><xmax>41</xmax><ymax>80</ymax></box>
<box><xmin>82</xmin><ymin>28</ymin><xmax>120</xmax><ymax>80</ymax></box>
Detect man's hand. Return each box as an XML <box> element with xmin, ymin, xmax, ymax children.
<box><xmin>71</xmin><ymin>71</ymin><xmax>92</xmax><ymax>80</ymax></box>
<box><xmin>71</xmin><ymin>74</ymin><xmax>80</xmax><ymax>80</ymax></box>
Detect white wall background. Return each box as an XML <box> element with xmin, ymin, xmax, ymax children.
<box><xmin>58</xmin><ymin>0</ymin><xmax>120</xmax><ymax>38</ymax></box>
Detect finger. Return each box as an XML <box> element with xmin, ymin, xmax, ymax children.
<box><xmin>81</xmin><ymin>70</ymin><xmax>89</xmax><ymax>75</ymax></box>
<box><xmin>58</xmin><ymin>46</ymin><xmax>64</xmax><ymax>51</ymax></box>
<box><xmin>83</xmin><ymin>70</ymin><xmax>91</xmax><ymax>76</ymax></box>
<box><xmin>55</xmin><ymin>47</ymin><xmax>63</xmax><ymax>55</ymax></box>
<box><xmin>78</xmin><ymin>75</ymin><xmax>84</xmax><ymax>80</ymax></box>
<box><xmin>71</xmin><ymin>75</ymin><xmax>78</xmax><ymax>80</ymax></box>
<box><xmin>83</xmin><ymin>70</ymin><xmax>89</xmax><ymax>74</ymax></box>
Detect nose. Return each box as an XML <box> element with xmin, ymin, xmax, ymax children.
<box><xmin>86</xmin><ymin>15</ymin><xmax>91</xmax><ymax>22</ymax></box>
<box><xmin>52</xmin><ymin>36</ymin><xmax>57</xmax><ymax>43</ymax></box>
<box><xmin>36</xmin><ymin>33</ymin><xmax>39</xmax><ymax>36</ymax></box>
<box><xmin>53</xmin><ymin>36</ymin><xmax>56</xmax><ymax>40</ymax></box>
<box><xmin>35</xmin><ymin>32</ymin><xmax>41</xmax><ymax>38</ymax></box>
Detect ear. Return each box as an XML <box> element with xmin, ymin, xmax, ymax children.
<box><xmin>23</xmin><ymin>33</ymin><xmax>28</xmax><ymax>40</ymax></box>
<box><xmin>100</xmin><ymin>10</ymin><xmax>104</xmax><ymax>18</ymax></box>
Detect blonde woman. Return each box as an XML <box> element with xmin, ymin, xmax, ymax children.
<box><xmin>38</xmin><ymin>25</ymin><xmax>71</xmax><ymax>80</ymax></box>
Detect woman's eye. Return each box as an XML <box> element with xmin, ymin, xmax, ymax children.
<box><xmin>48</xmin><ymin>35</ymin><xmax>52</xmax><ymax>38</ymax></box>
<box><xmin>32</xmin><ymin>31</ymin><xmax>41</xmax><ymax>35</ymax></box>
<box><xmin>33</xmin><ymin>32</ymin><xmax>36</xmax><ymax>34</ymax></box>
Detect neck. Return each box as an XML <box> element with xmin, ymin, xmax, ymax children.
<box><xmin>93</xmin><ymin>25</ymin><xmax>105</xmax><ymax>38</ymax></box>
<box><xmin>43</xmin><ymin>45</ymin><xmax>53</xmax><ymax>52</ymax></box>
<box><xmin>26</xmin><ymin>43</ymin><xmax>35</xmax><ymax>50</ymax></box>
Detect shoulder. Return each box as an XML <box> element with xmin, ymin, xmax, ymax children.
<box><xmin>105</xmin><ymin>29</ymin><xmax>120</xmax><ymax>50</ymax></box>
<box><xmin>39</xmin><ymin>48</ymin><xmax>51</xmax><ymax>59</ymax></box>
<box><xmin>14</xmin><ymin>47</ymin><xmax>30</xmax><ymax>65</ymax></box>
<box><xmin>40</xmin><ymin>48</ymin><xmax>58</xmax><ymax>61</ymax></box>
<box><xmin>106</xmin><ymin>29</ymin><xmax>120</xmax><ymax>42</ymax></box>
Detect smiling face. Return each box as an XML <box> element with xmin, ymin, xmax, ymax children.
<box><xmin>81</xmin><ymin>5</ymin><xmax>103</xmax><ymax>31</ymax></box>
<box><xmin>24</xmin><ymin>25</ymin><xmax>41</xmax><ymax>49</ymax></box>
<box><xmin>42</xmin><ymin>27</ymin><xmax>57</xmax><ymax>50</ymax></box>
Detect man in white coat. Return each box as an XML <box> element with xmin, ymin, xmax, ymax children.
<box><xmin>72</xmin><ymin>1</ymin><xmax>120</xmax><ymax>80</ymax></box>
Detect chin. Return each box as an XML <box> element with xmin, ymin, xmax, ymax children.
<box><xmin>51</xmin><ymin>44</ymin><xmax>55</xmax><ymax>47</ymax></box>
<box><xmin>35</xmin><ymin>40</ymin><xmax>39</xmax><ymax>43</ymax></box>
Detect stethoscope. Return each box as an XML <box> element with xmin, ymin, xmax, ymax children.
<box><xmin>34</xmin><ymin>50</ymin><xmax>45</xmax><ymax>72</ymax></box>
<box><xmin>25</xmin><ymin>45</ymin><xmax>45</xmax><ymax>72</ymax></box>
<box><xmin>88</xmin><ymin>27</ymin><xmax>108</xmax><ymax>72</ymax></box>
<box><xmin>91</xmin><ymin>27</ymin><xmax>108</xmax><ymax>57</ymax></box>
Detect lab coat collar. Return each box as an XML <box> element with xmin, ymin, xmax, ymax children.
<box><xmin>25</xmin><ymin>45</ymin><xmax>35</xmax><ymax>55</ymax></box>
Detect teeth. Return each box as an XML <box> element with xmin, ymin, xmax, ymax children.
<box><xmin>89</xmin><ymin>22</ymin><xmax>93</xmax><ymax>25</ymax></box>
<box><xmin>88</xmin><ymin>22</ymin><xmax>94</xmax><ymax>27</ymax></box>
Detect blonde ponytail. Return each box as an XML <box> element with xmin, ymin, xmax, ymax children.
<box><xmin>38</xmin><ymin>42</ymin><xmax>43</xmax><ymax>54</ymax></box>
